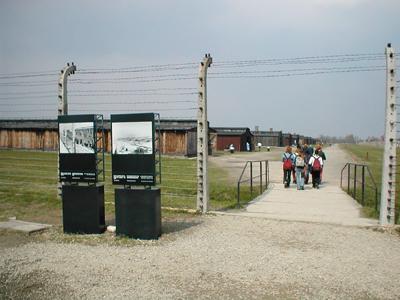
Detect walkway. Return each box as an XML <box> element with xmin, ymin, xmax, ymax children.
<box><xmin>220</xmin><ymin>144</ymin><xmax>378</xmax><ymax>227</ymax></box>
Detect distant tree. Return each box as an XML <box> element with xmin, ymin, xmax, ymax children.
<box><xmin>317</xmin><ymin>134</ymin><xmax>361</xmax><ymax>144</ymax></box>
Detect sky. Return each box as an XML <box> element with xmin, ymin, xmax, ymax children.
<box><xmin>0</xmin><ymin>0</ymin><xmax>399</xmax><ymax>139</ymax></box>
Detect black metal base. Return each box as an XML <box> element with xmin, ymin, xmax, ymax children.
<box><xmin>62</xmin><ymin>184</ymin><xmax>105</xmax><ymax>234</ymax></box>
<box><xmin>115</xmin><ymin>188</ymin><xmax>161</xmax><ymax>240</ymax></box>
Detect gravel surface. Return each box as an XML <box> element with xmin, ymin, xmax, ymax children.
<box><xmin>2</xmin><ymin>145</ymin><xmax>399</xmax><ymax>299</ymax></box>
<box><xmin>1</xmin><ymin>215</ymin><xmax>400</xmax><ymax>299</ymax></box>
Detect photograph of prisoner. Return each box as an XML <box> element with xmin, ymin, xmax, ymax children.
<box><xmin>112</xmin><ymin>121</ymin><xmax>153</xmax><ymax>155</ymax></box>
<box><xmin>59</xmin><ymin>122</ymin><xmax>95</xmax><ymax>154</ymax></box>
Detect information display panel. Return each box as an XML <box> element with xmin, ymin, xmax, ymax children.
<box><xmin>111</xmin><ymin>113</ymin><xmax>156</xmax><ymax>185</ymax></box>
<box><xmin>58</xmin><ymin>114</ymin><xmax>98</xmax><ymax>182</ymax></box>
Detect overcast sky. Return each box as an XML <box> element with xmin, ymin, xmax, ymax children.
<box><xmin>1</xmin><ymin>0</ymin><xmax>399</xmax><ymax>138</ymax></box>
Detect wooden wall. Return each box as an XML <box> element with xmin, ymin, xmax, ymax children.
<box><xmin>0</xmin><ymin>128</ymin><xmax>191</xmax><ymax>156</ymax></box>
<box><xmin>217</xmin><ymin>136</ymin><xmax>242</xmax><ymax>151</ymax></box>
<box><xmin>0</xmin><ymin>129</ymin><xmax>58</xmax><ymax>151</ymax></box>
<box><xmin>254</xmin><ymin>135</ymin><xmax>281</xmax><ymax>147</ymax></box>
<box><xmin>161</xmin><ymin>131</ymin><xmax>187</xmax><ymax>155</ymax></box>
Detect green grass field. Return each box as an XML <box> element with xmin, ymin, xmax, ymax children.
<box><xmin>340</xmin><ymin>144</ymin><xmax>399</xmax><ymax>223</ymax></box>
<box><xmin>0</xmin><ymin>150</ymin><xmax>257</xmax><ymax>224</ymax></box>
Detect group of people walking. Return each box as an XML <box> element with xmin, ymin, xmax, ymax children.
<box><xmin>282</xmin><ymin>144</ymin><xmax>326</xmax><ymax>190</ymax></box>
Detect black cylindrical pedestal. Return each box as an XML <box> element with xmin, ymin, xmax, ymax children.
<box><xmin>115</xmin><ymin>188</ymin><xmax>161</xmax><ymax>239</ymax></box>
<box><xmin>62</xmin><ymin>184</ymin><xmax>105</xmax><ymax>234</ymax></box>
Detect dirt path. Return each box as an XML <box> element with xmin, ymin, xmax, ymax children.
<box><xmin>209</xmin><ymin>147</ymin><xmax>281</xmax><ymax>182</ymax></box>
<box><xmin>209</xmin><ymin>144</ymin><xmax>355</xmax><ymax>185</ymax></box>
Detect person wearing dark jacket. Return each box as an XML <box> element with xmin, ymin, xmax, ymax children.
<box><xmin>316</xmin><ymin>145</ymin><xmax>326</xmax><ymax>183</ymax></box>
<box><xmin>303</xmin><ymin>144</ymin><xmax>313</xmax><ymax>184</ymax></box>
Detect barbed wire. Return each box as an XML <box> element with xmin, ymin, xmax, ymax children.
<box><xmin>0</xmin><ymin>52</ymin><xmax>391</xmax><ymax>79</ymax></box>
<box><xmin>212</xmin><ymin>56</ymin><xmax>386</xmax><ymax>69</ymax></box>
<box><xmin>208</xmin><ymin>65</ymin><xmax>385</xmax><ymax>76</ymax></box>
<box><xmin>0</xmin><ymin>73</ymin><xmax>58</xmax><ymax>80</ymax></box>
<box><xmin>69</xmin><ymin>87</ymin><xmax>197</xmax><ymax>92</ymax></box>
<box><xmin>72</xmin><ymin>72</ymin><xmax>197</xmax><ymax>80</ymax></box>
<box><xmin>0</xmin><ymin>90</ymin><xmax>57</xmax><ymax>96</ymax></box>
<box><xmin>77</xmin><ymin>62</ymin><xmax>198</xmax><ymax>72</ymax></box>
<box><xmin>0</xmin><ymin>87</ymin><xmax>196</xmax><ymax>97</ymax></box>
<box><xmin>70</xmin><ymin>99</ymin><xmax>196</xmax><ymax>105</ymax></box>
<box><xmin>0</xmin><ymin>52</ymin><xmax>395</xmax><ymax>120</ymax></box>
<box><xmin>68</xmin><ymin>107</ymin><xmax>197</xmax><ymax>112</ymax></box>
<box><xmin>213</xmin><ymin>53</ymin><xmax>385</xmax><ymax>65</ymax></box>
<box><xmin>0</xmin><ymin>109</ymin><xmax>58</xmax><ymax>113</ymax></box>
<box><xmin>0</xmin><ymin>82</ymin><xmax>57</xmax><ymax>87</ymax></box>
<box><xmin>69</xmin><ymin>76</ymin><xmax>197</xmax><ymax>84</ymax></box>
<box><xmin>76</xmin><ymin>65</ymin><xmax>197</xmax><ymax>75</ymax></box>
<box><xmin>0</xmin><ymin>80</ymin><xmax>58</xmax><ymax>87</ymax></box>
<box><xmin>69</xmin><ymin>92</ymin><xmax>197</xmax><ymax>97</ymax></box>
<box><xmin>0</xmin><ymin>115</ymin><xmax>57</xmax><ymax>120</ymax></box>
<box><xmin>0</xmin><ymin>99</ymin><xmax>197</xmax><ymax>106</ymax></box>
<box><xmin>0</xmin><ymin>95</ymin><xmax>56</xmax><ymax>100</ymax></box>
<box><xmin>0</xmin><ymin>107</ymin><xmax>197</xmax><ymax>113</ymax></box>
<box><xmin>208</xmin><ymin>67</ymin><xmax>385</xmax><ymax>79</ymax></box>
<box><xmin>0</xmin><ymin>115</ymin><xmax>199</xmax><ymax>120</ymax></box>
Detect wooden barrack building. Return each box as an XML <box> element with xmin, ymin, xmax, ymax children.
<box><xmin>0</xmin><ymin>119</ymin><xmax>213</xmax><ymax>156</ymax></box>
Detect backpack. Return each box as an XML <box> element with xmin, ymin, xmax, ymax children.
<box><xmin>283</xmin><ymin>154</ymin><xmax>293</xmax><ymax>170</ymax></box>
<box><xmin>295</xmin><ymin>156</ymin><xmax>305</xmax><ymax>168</ymax></box>
<box><xmin>312</xmin><ymin>156</ymin><xmax>322</xmax><ymax>171</ymax></box>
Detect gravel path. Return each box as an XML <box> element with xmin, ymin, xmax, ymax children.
<box><xmin>1</xmin><ymin>145</ymin><xmax>400</xmax><ymax>299</ymax></box>
<box><xmin>1</xmin><ymin>216</ymin><xmax>400</xmax><ymax>299</ymax></box>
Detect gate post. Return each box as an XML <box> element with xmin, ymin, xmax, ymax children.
<box><xmin>197</xmin><ymin>54</ymin><xmax>212</xmax><ymax>213</ymax></box>
<box><xmin>58</xmin><ymin>63</ymin><xmax>76</xmax><ymax>115</ymax></box>
<box><xmin>57</xmin><ymin>63</ymin><xmax>76</xmax><ymax>197</ymax></box>
<box><xmin>380</xmin><ymin>43</ymin><xmax>397</xmax><ymax>225</ymax></box>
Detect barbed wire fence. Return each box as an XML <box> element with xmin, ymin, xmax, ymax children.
<box><xmin>1</xmin><ymin>51</ymin><xmax>399</xmax><ymax>214</ymax></box>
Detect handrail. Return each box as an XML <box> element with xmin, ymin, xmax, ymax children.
<box><xmin>237</xmin><ymin>160</ymin><xmax>269</xmax><ymax>207</ymax></box>
<box><xmin>237</xmin><ymin>161</ymin><xmax>249</xmax><ymax>185</ymax></box>
<box><xmin>340</xmin><ymin>162</ymin><xmax>378</xmax><ymax>211</ymax></box>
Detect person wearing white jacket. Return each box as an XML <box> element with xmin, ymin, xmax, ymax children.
<box><xmin>308</xmin><ymin>150</ymin><xmax>324</xmax><ymax>189</ymax></box>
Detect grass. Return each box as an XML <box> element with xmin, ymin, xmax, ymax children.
<box><xmin>0</xmin><ymin>149</ymin><xmax>256</xmax><ymax>224</ymax></box>
<box><xmin>340</xmin><ymin>143</ymin><xmax>399</xmax><ymax>223</ymax></box>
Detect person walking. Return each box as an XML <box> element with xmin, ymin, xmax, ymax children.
<box><xmin>308</xmin><ymin>149</ymin><xmax>324</xmax><ymax>189</ymax></box>
<box><xmin>303</xmin><ymin>144</ymin><xmax>313</xmax><ymax>184</ymax></box>
<box><xmin>316</xmin><ymin>144</ymin><xmax>326</xmax><ymax>183</ymax></box>
<box><xmin>294</xmin><ymin>150</ymin><xmax>306</xmax><ymax>190</ymax></box>
<box><xmin>292</xmin><ymin>146</ymin><xmax>301</xmax><ymax>184</ymax></box>
<box><xmin>282</xmin><ymin>146</ymin><xmax>295</xmax><ymax>188</ymax></box>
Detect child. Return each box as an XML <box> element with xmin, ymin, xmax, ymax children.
<box><xmin>303</xmin><ymin>144</ymin><xmax>313</xmax><ymax>184</ymax></box>
<box><xmin>308</xmin><ymin>150</ymin><xmax>324</xmax><ymax>189</ymax></box>
<box><xmin>316</xmin><ymin>145</ymin><xmax>326</xmax><ymax>183</ymax></box>
<box><xmin>294</xmin><ymin>150</ymin><xmax>306</xmax><ymax>190</ymax></box>
<box><xmin>282</xmin><ymin>146</ymin><xmax>295</xmax><ymax>188</ymax></box>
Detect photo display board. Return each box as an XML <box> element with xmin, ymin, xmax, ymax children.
<box><xmin>58</xmin><ymin>114</ymin><xmax>98</xmax><ymax>182</ymax></box>
<box><xmin>111</xmin><ymin>113</ymin><xmax>156</xmax><ymax>185</ymax></box>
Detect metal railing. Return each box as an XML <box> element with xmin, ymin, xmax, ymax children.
<box><xmin>340</xmin><ymin>163</ymin><xmax>379</xmax><ymax>211</ymax></box>
<box><xmin>237</xmin><ymin>160</ymin><xmax>269</xmax><ymax>207</ymax></box>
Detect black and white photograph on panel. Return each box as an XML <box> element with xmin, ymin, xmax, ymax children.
<box><xmin>59</xmin><ymin>122</ymin><xmax>95</xmax><ymax>154</ymax></box>
<box><xmin>111</xmin><ymin>113</ymin><xmax>156</xmax><ymax>186</ymax></box>
<box><xmin>112</xmin><ymin>121</ymin><xmax>153</xmax><ymax>155</ymax></box>
<box><xmin>58</xmin><ymin>114</ymin><xmax>98</xmax><ymax>183</ymax></box>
